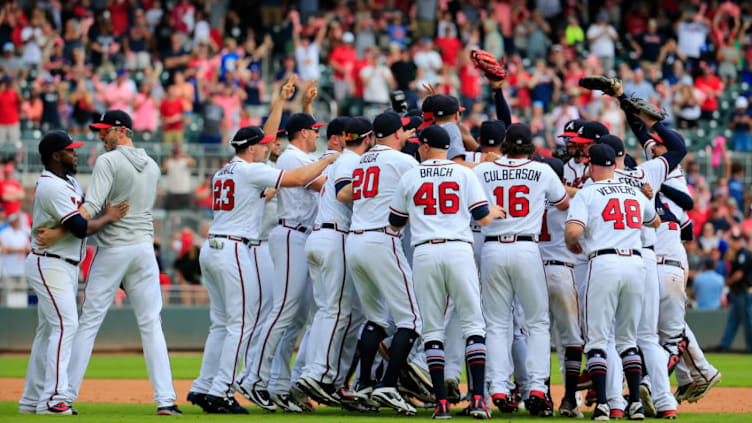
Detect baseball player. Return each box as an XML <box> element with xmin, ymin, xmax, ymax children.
<box><xmin>51</xmin><ymin>110</ymin><xmax>180</xmax><ymax>415</ymax></box>
<box><xmin>536</xmin><ymin>156</ymin><xmax>584</xmax><ymax>417</ymax></box>
<box><xmin>388</xmin><ymin>125</ymin><xmax>505</xmax><ymax>419</ymax></box>
<box><xmin>20</xmin><ymin>132</ymin><xmax>128</xmax><ymax>415</ymax></box>
<box><xmin>473</xmin><ymin>123</ymin><xmax>569</xmax><ymax>417</ymax></box>
<box><xmin>244</xmin><ymin>111</ymin><xmax>328</xmax><ymax>412</ymax></box>
<box><xmin>565</xmin><ymin>144</ymin><xmax>660</xmax><ymax>421</ymax></box>
<box><xmin>297</xmin><ymin>117</ymin><xmax>373</xmax><ymax>402</ymax></box>
<box><xmin>338</xmin><ymin>110</ymin><xmax>421</xmax><ymax>415</ymax></box>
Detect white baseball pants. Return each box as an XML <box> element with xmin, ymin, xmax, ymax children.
<box><xmin>657</xmin><ymin>259</ymin><xmax>686</xmax><ymax>347</ymax></box>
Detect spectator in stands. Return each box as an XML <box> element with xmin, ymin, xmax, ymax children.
<box><xmin>742</xmin><ymin>206</ymin><xmax>752</xmax><ymax>240</ymax></box>
<box><xmin>718</xmin><ymin>232</ymin><xmax>752</xmax><ymax>352</ymax></box>
<box><xmin>0</xmin><ymin>43</ymin><xmax>21</xmax><ymax>77</ymax></box>
<box><xmin>0</xmin><ymin>163</ymin><xmax>22</xmax><ymax>217</ymax></box>
<box><xmin>414</xmin><ymin>0</ymin><xmax>438</xmax><ymax>39</ymax></box>
<box><xmin>714</xmin><ymin>9</ymin><xmax>747</xmax><ymax>86</ymax></box>
<box><xmin>194</xmin><ymin>174</ymin><xmax>213</xmax><ymax>218</ymax></box>
<box><xmin>414</xmin><ymin>38</ymin><xmax>442</xmax><ymax>88</ymax></box>
<box><xmin>213</xmin><ymin>80</ymin><xmax>245</xmax><ymax>139</ymax></box>
<box><xmin>730</xmin><ymin>97</ymin><xmax>752</xmax><ymax>152</ymax></box>
<box><xmin>436</xmin><ymin>23</ymin><xmax>462</xmax><ymax>68</ymax></box>
<box><xmin>160</xmin><ymin>85</ymin><xmax>186</xmax><ymax>145</ymax></box>
<box><xmin>676</xmin><ymin>8</ymin><xmax>710</xmax><ymax>68</ymax></box>
<box><xmin>390</xmin><ymin>49</ymin><xmax>418</xmax><ymax>109</ymax></box>
<box><xmin>631</xmin><ymin>19</ymin><xmax>663</xmax><ymax>66</ymax></box>
<box><xmin>0</xmin><ymin>76</ymin><xmax>20</xmax><ymax>145</ymax></box>
<box><xmin>695</xmin><ymin>61</ymin><xmax>724</xmax><ymax>120</ymax></box>
<box><xmin>69</xmin><ymin>78</ymin><xmax>96</xmax><ymax>135</ymax></box>
<box><xmin>728</xmin><ymin>161</ymin><xmax>745</xmax><ymax>212</ymax></box>
<box><xmin>40</xmin><ymin>78</ymin><xmax>61</xmax><ymax>131</ymax></box>
<box><xmin>674</xmin><ymin>75</ymin><xmax>702</xmax><ymax>129</ymax></box>
<box><xmin>243</xmin><ymin>64</ymin><xmax>264</xmax><ymax>107</ymax></box>
<box><xmin>87</xmin><ymin>14</ymin><xmax>117</xmax><ymax>71</ymax></box>
<box><xmin>164</xmin><ymin>33</ymin><xmax>191</xmax><ymax>82</ymax></box>
<box><xmin>586</xmin><ymin>12</ymin><xmax>619</xmax><ymax>73</ymax></box>
<box><xmin>20</xmin><ymin>11</ymin><xmax>45</xmax><ymax>69</ymax></box>
<box><xmin>162</xmin><ymin>145</ymin><xmax>195</xmax><ymax>210</ymax></box>
<box><xmin>699</xmin><ymin>221</ymin><xmax>721</xmax><ymax>253</ymax></box>
<box><xmin>623</xmin><ymin>67</ymin><xmax>657</xmax><ymax>103</ymax></box>
<box><xmin>124</xmin><ymin>8</ymin><xmax>151</xmax><ymax>71</ymax></box>
<box><xmin>658</xmin><ymin>39</ymin><xmax>686</xmax><ymax>84</ymax></box>
<box><xmin>330</xmin><ymin>32</ymin><xmax>356</xmax><ymax>109</ymax></box>
<box><xmin>526</xmin><ymin>9</ymin><xmax>551</xmax><ymax>61</ymax></box>
<box><xmin>132</xmin><ymin>81</ymin><xmax>159</xmax><ymax>137</ymax></box>
<box><xmin>104</xmin><ymin>70</ymin><xmax>136</xmax><ymax>114</ymax></box>
<box><xmin>360</xmin><ymin>47</ymin><xmax>396</xmax><ymax>119</ymax></box>
<box><xmin>692</xmin><ymin>258</ymin><xmax>725</xmax><ymax>310</ymax></box>
<box><xmin>20</xmin><ymin>86</ymin><xmax>42</xmax><ymax>128</ymax></box>
<box><xmin>293</xmin><ymin>14</ymin><xmax>328</xmax><ymax>82</ymax></box>
<box><xmin>564</xmin><ymin>15</ymin><xmax>585</xmax><ymax>51</ymax></box>
<box><xmin>0</xmin><ymin>213</ymin><xmax>29</xmax><ymax>307</ymax></box>
<box><xmin>171</xmin><ymin>71</ymin><xmax>194</xmax><ymax>114</ymax></box>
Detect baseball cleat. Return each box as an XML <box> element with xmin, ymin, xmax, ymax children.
<box><xmin>270</xmin><ymin>392</ymin><xmax>303</xmax><ymax>413</ymax></box>
<box><xmin>592</xmin><ymin>403</ymin><xmax>610</xmax><ymax>421</ymax></box>
<box><xmin>290</xmin><ymin>384</ymin><xmax>315</xmax><ymax>412</ymax></box>
<box><xmin>445</xmin><ymin>379</ymin><xmax>461</xmax><ymax>404</ymax></box>
<box><xmin>236</xmin><ymin>384</ymin><xmax>277</xmax><ymax>412</ymax></box>
<box><xmin>337</xmin><ymin>387</ymin><xmax>379</xmax><ymax>412</ymax></box>
<box><xmin>674</xmin><ymin>382</ymin><xmax>694</xmax><ymax>404</ymax></box>
<box><xmin>639</xmin><ymin>383</ymin><xmax>655</xmax><ymax>417</ymax></box>
<box><xmin>18</xmin><ymin>405</ymin><xmax>36</xmax><ymax>414</ymax></box>
<box><xmin>371</xmin><ymin>386</ymin><xmax>416</xmax><ymax>415</ymax></box>
<box><xmin>657</xmin><ymin>409</ymin><xmax>677</xmax><ymax>419</ymax></box>
<box><xmin>469</xmin><ymin>395</ymin><xmax>491</xmax><ymax>419</ymax></box>
<box><xmin>399</xmin><ymin>367</ymin><xmax>435</xmax><ymax>403</ymax></box>
<box><xmin>157</xmin><ymin>405</ymin><xmax>184</xmax><ymax>416</ymax></box>
<box><xmin>204</xmin><ymin>395</ymin><xmax>246</xmax><ymax>414</ymax></box>
<box><xmin>526</xmin><ymin>390</ymin><xmax>554</xmax><ymax>417</ymax></box>
<box><xmin>491</xmin><ymin>392</ymin><xmax>516</xmax><ymax>413</ymax></box>
<box><xmin>626</xmin><ymin>401</ymin><xmax>644</xmax><ymax>420</ymax></box>
<box><xmin>610</xmin><ymin>408</ymin><xmax>624</xmax><ymax>419</ymax></box>
<box><xmin>70</xmin><ymin>406</ymin><xmax>78</xmax><ymax>415</ymax></box>
<box><xmin>296</xmin><ymin>377</ymin><xmax>339</xmax><ymax>406</ymax></box>
<box><xmin>687</xmin><ymin>371</ymin><xmax>721</xmax><ymax>403</ymax></box>
<box><xmin>37</xmin><ymin>402</ymin><xmax>73</xmax><ymax>415</ymax></box>
<box><xmin>558</xmin><ymin>398</ymin><xmax>583</xmax><ymax>418</ymax></box>
<box><xmin>187</xmin><ymin>391</ymin><xmax>210</xmax><ymax>411</ymax></box>
<box><xmin>432</xmin><ymin>399</ymin><xmax>452</xmax><ymax>419</ymax></box>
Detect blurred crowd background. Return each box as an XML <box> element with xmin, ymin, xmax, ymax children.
<box><xmin>1</xmin><ymin>0</ymin><xmax>752</xmax><ymax>346</ymax></box>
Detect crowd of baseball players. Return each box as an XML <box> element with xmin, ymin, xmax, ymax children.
<box><xmin>21</xmin><ymin>71</ymin><xmax>722</xmax><ymax>420</ymax></box>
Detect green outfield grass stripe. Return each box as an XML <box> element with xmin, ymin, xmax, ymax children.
<box><xmin>1</xmin><ymin>353</ymin><xmax>750</xmax><ymax>386</ymax></box>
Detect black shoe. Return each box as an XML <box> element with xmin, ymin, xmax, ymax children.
<box><xmin>187</xmin><ymin>391</ymin><xmax>210</xmax><ymax>411</ymax></box>
<box><xmin>432</xmin><ymin>399</ymin><xmax>451</xmax><ymax>419</ymax></box>
<box><xmin>204</xmin><ymin>395</ymin><xmax>247</xmax><ymax>414</ymax></box>
<box><xmin>592</xmin><ymin>403</ymin><xmax>610</xmax><ymax>421</ymax></box>
<box><xmin>491</xmin><ymin>393</ymin><xmax>516</xmax><ymax>413</ymax></box>
<box><xmin>157</xmin><ymin>405</ymin><xmax>183</xmax><ymax>416</ymax></box>
<box><xmin>559</xmin><ymin>398</ymin><xmax>582</xmax><ymax>417</ymax></box>
<box><xmin>526</xmin><ymin>390</ymin><xmax>553</xmax><ymax>417</ymax></box>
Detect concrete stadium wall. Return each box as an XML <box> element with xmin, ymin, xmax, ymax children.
<box><xmin>0</xmin><ymin>307</ymin><xmax>745</xmax><ymax>352</ymax></box>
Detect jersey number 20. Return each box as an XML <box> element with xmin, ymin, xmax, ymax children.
<box><xmin>352</xmin><ymin>167</ymin><xmax>380</xmax><ymax>200</ymax></box>
<box><xmin>213</xmin><ymin>180</ymin><xmax>235</xmax><ymax>211</ymax></box>
<box><xmin>413</xmin><ymin>182</ymin><xmax>459</xmax><ymax>214</ymax></box>
<box><xmin>601</xmin><ymin>198</ymin><xmax>641</xmax><ymax>229</ymax></box>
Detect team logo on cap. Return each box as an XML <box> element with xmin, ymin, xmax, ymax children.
<box><xmin>578</xmin><ymin>126</ymin><xmax>584</xmax><ymax>135</ymax></box>
<box><xmin>605</xmin><ymin>160</ymin><xmax>612</xmax><ymax>165</ymax></box>
<box><xmin>566</xmin><ymin>122</ymin><xmax>574</xmax><ymax>131</ymax></box>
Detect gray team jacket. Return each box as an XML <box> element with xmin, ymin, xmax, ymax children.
<box><xmin>82</xmin><ymin>145</ymin><xmax>159</xmax><ymax>248</ymax></box>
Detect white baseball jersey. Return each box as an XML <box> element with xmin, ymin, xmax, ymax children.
<box><xmin>566</xmin><ymin>179</ymin><xmax>657</xmax><ymax>255</ymax></box>
<box><xmin>389</xmin><ymin>159</ymin><xmax>489</xmax><ymax>246</ymax></box>
<box><xmin>208</xmin><ymin>157</ymin><xmax>284</xmax><ymax>240</ymax></box>
<box><xmin>539</xmin><ymin>203</ymin><xmax>576</xmax><ymax>263</ymax></box>
<box><xmin>350</xmin><ymin>144</ymin><xmax>418</xmax><ymax>231</ymax></box>
<box><xmin>474</xmin><ymin>158</ymin><xmax>567</xmax><ymax>236</ymax></box>
<box><xmin>315</xmin><ymin>149</ymin><xmax>360</xmax><ymax>230</ymax></box>
<box><xmin>259</xmin><ymin>162</ymin><xmax>279</xmax><ymax>241</ymax></box>
<box><xmin>655</xmin><ymin>168</ymin><xmax>690</xmax><ymax>260</ymax></box>
<box><xmin>30</xmin><ymin>171</ymin><xmax>86</xmax><ymax>262</ymax></box>
<box><xmin>276</xmin><ymin>144</ymin><xmax>319</xmax><ymax>225</ymax></box>
<box><xmin>564</xmin><ymin>159</ymin><xmax>589</xmax><ymax>188</ymax></box>
<box><xmin>613</xmin><ymin>156</ymin><xmax>670</xmax><ymax>247</ymax></box>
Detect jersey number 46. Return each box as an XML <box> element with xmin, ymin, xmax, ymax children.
<box><xmin>413</xmin><ymin>182</ymin><xmax>459</xmax><ymax>215</ymax></box>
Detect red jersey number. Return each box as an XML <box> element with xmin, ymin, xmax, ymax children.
<box><xmin>493</xmin><ymin>185</ymin><xmax>530</xmax><ymax>217</ymax></box>
<box><xmin>539</xmin><ymin>209</ymin><xmax>551</xmax><ymax>241</ymax></box>
<box><xmin>413</xmin><ymin>182</ymin><xmax>460</xmax><ymax>215</ymax></box>
<box><xmin>352</xmin><ymin>167</ymin><xmax>380</xmax><ymax>200</ymax></box>
<box><xmin>602</xmin><ymin>198</ymin><xmax>641</xmax><ymax>230</ymax></box>
<box><xmin>213</xmin><ymin>179</ymin><xmax>235</xmax><ymax>211</ymax></box>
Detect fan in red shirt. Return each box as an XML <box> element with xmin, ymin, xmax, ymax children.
<box><xmin>435</xmin><ymin>30</ymin><xmax>462</xmax><ymax>68</ymax></box>
<box><xmin>695</xmin><ymin>61</ymin><xmax>724</xmax><ymax>120</ymax></box>
<box><xmin>0</xmin><ymin>163</ymin><xmax>23</xmax><ymax>217</ymax></box>
<box><xmin>329</xmin><ymin>33</ymin><xmax>357</xmax><ymax>104</ymax></box>
<box><xmin>108</xmin><ymin>0</ymin><xmax>131</xmax><ymax>36</ymax></box>
<box><xmin>160</xmin><ymin>86</ymin><xmax>185</xmax><ymax>144</ymax></box>
<box><xmin>0</xmin><ymin>77</ymin><xmax>21</xmax><ymax>145</ymax></box>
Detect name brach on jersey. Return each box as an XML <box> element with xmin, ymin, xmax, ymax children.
<box><xmin>480</xmin><ymin>168</ymin><xmax>542</xmax><ymax>183</ymax></box>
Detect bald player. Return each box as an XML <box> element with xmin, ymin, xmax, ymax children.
<box><xmin>389</xmin><ymin>125</ymin><xmax>505</xmax><ymax>419</ymax></box>
<box><xmin>565</xmin><ymin>144</ymin><xmax>660</xmax><ymax>421</ymax></box>
<box><xmin>474</xmin><ymin>123</ymin><xmax>569</xmax><ymax>417</ymax></box>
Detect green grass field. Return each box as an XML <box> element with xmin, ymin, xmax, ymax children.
<box><xmin>1</xmin><ymin>352</ymin><xmax>751</xmax><ymax>421</ymax></box>
<box><xmin>1</xmin><ymin>352</ymin><xmax>751</xmax><ymax>386</ymax></box>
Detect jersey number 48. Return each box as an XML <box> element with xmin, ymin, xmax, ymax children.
<box><xmin>602</xmin><ymin>198</ymin><xmax>641</xmax><ymax>229</ymax></box>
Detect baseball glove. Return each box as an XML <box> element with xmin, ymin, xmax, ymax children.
<box><xmin>470</xmin><ymin>49</ymin><xmax>507</xmax><ymax>81</ymax></box>
<box><xmin>620</xmin><ymin>96</ymin><xmax>668</xmax><ymax>122</ymax></box>
<box><xmin>578</xmin><ymin>76</ymin><xmax>619</xmax><ymax>96</ymax></box>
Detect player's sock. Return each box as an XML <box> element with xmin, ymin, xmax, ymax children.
<box><xmin>465</xmin><ymin>335</ymin><xmax>487</xmax><ymax>398</ymax></box>
<box><xmin>564</xmin><ymin>346</ymin><xmax>583</xmax><ymax>402</ymax></box>
<box><xmin>621</xmin><ymin>347</ymin><xmax>642</xmax><ymax>403</ymax></box>
<box><xmin>586</xmin><ymin>349</ymin><xmax>608</xmax><ymax>405</ymax></box>
<box><xmin>425</xmin><ymin>341</ymin><xmax>447</xmax><ymax>401</ymax></box>
<box><xmin>358</xmin><ymin>322</ymin><xmax>386</xmax><ymax>387</ymax></box>
<box><xmin>381</xmin><ymin>328</ymin><xmax>418</xmax><ymax>387</ymax></box>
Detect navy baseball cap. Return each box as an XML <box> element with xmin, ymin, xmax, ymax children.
<box><xmin>505</xmin><ymin>123</ymin><xmax>532</xmax><ymax>145</ymax></box>
<box><xmin>570</xmin><ymin>121</ymin><xmax>608</xmax><ymax>144</ymax></box>
<box><xmin>344</xmin><ymin>117</ymin><xmax>373</xmax><ymax>141</ymax></box>
<box><xmin>230</xmin><ymin>126</ymin><xmax>274</xmax><ymax>146</ymax></box>
<box><xmin>559</xmin><ymin>119</ymin><xmax>586</xmax><ymax>138</ymax></box>
<box><xmin>419</xmin><ymin>125</ymin><xmax>451</xmax><ymax>149</ymax></box>
<box><xmin>39</xmin><ymin>130</ymin><xmax>85</xmax><ymax>157</ymax></box>
<box><xmin>480</xmin><ymin>120</ymin><xmax>506</xmax><ymax>146</ymax></box>
<box><xmin>327</xmin><ymin>116</ymin><xmax>353</xmax><ymax>139</ymax></box>
<box><xmin>285</xmin><ymin>113</ymin><xmax>327</xmax><ymax>135</ymax></box>
<box><xmin>589</xmin><ymin>144</ymin><xmax>616</xmax><ymax>167</ymax></box>
<box><xmin>373</xmin><ymin>111</ymin><xmax>410</xmax><ymax>139</ymax></box>
<box><xmin>404</xmin><ymin>115</ymin><xmax>424</xmax><ymax>131</ymax></box>
<box><xmin>90</xmin><ymin>110</ymin><xmax>133</xmax><ymax>131</ymax></box>
<box><xmin>597</xmin><ymin>135</ymin><xmax>625</xmax><ymax>157</ymax></box>
<box><xmin>432</xmin><ymin>95</ymin><xmax>466</xmax><ymax>117</ymax></box>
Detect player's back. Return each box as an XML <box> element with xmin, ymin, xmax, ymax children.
<box><xmin>350</xmin><ymin>144</ymin><xmax>418</xmax><ymax>231</ymax></box>
<box><xmin>276</xmin><ymin>144</ymin><xmax>318</xmax><ymax>225</ymax></box>
<box><xmin>568</xmin><ymin>180</ymin><xmax>655</xmax><ymax>255</ymax></box>
<box><xmin>316</xmin><ymin>149</ymin><xmax>360</xmax><ymax>230</ymax></box>
<box><xmin>564</xmin><ymin>159</ymin><xmax>588</xmax><ymax>188</ymax></box>
<box><xmin>474</xmin><ymin>158</ymin><xmax>566</xmax><ymax>236</ymax></box>
<box><xmin>539</xmin><ymin>202</ymin><xmax>576</xmax><ymax>263</ymax></box>
<box><xmin>391</xmin><ymin>160</ymin><xmax>487</xmax><ymax>246</ymax></box>
<box><xmin>31</xmin><ymin>171</ymin><xmax>85</xmax><ymax>261</ymax></box>
<box><xmin>209</xmin><ymin>158</ymin><xmax>283</xmax><ymax>240</ymax></box>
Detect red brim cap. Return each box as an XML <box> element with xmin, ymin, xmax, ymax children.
<box><xmin>422</xmin><ymin>112</ymin><xmax>433</xmax><ymax>120</ymax></box>
<box><xmin>558</xmin><ymin>131</ymin><xmax>578</xmax><ymax>138</ymax></box>
<box><xmin>89</xmin><ymin>123</ymin><xmax>114</xmax><ymax>130</ymax></box>
<box><xmin>417</xmin><ymin>119</ymin><xmax>433</xmax><ymax>130</ymax></box>
<box><xmin>311</xmin><ymin>122</ymin><xmax>327</xmax><ymax>128</ymax></box>
<box><xmin>66</xmin><ymin>141</ymin><xmax>85</xmax><ymax>149</ymax></box>
<box><xmin>459</xmin><ymin>106</ymin><xmax>466</xmax><ymax>112</ymax></box>
<box><xmin>647</xmin><ymin>133</ymin><xmax>663</xmax><ymax>143</ymax></box>
<box><xmin>401</xmin><ymin>117</ymin><xmax>411</xmax><ymax>126</ymax></box>
<box><xmin>407</xmin><ymin>137</ymin><xmax>420</xmax><ymax>144</ymax></box>
<box><xmin>258</xmin><ymin>135</ymin><xmax>275</xmax><ymax>144</ymax></box>
<box><xmin>568</xmin><ymin>136</ymin><xmax>594</xmax><ymax>144</ymax></box>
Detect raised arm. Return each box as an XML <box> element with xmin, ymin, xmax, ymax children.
<box><xmin>264</xmin><ymin>75</ymin><xmax>297</xmax><ymax>138</ymax></box>
<box><xmin>660</xmin><ymin>183</ymin><xmax>694</xmax><ymax>211</ymax></box>
<box><xmin>490</xmin><ymin>80</ymin><xmax>512</xmax><ymax>126</ymax></box>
